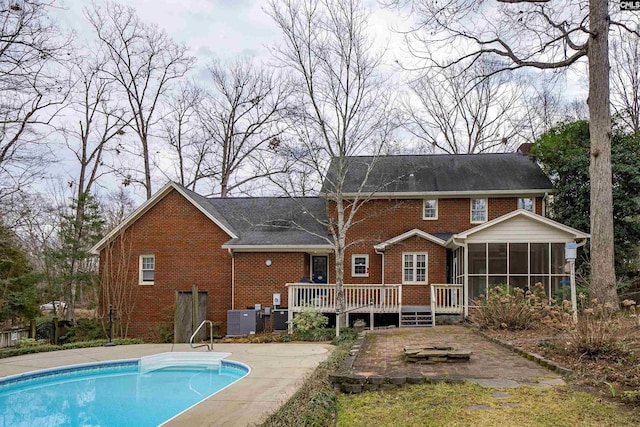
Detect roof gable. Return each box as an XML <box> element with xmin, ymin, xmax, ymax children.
<box><xmin>322</xmin><ymin>153</ymin><xmax>554</xmax><ymax>196</ymax></box>
<box><xmin>451</xmin><ymin>209</ymin><xmax>590</xmax><ymax>243</ymax></box>
<box><xmin>374</xmin><ymin>229</ymin><xmax>447</xmax><ymax>252</ymax></box>
<box><xmin>90</xmin><ymin>182</ymin><xmax>238</xmax><ymax>254</ymax></box>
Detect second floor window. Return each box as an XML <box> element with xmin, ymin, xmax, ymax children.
<box><xmin>518</xmin><ymin>197</ymin><xmax>534</xmax><ymax>212</ymax></box>
<box><xmin>471</xmin><ymin>198</ymin><xmax>487</xmax><ymax>223</ymax></box>
<box><xmin>352</xmin><ymin>254</ymin><xmax>369</xmax><ymax>277</ymax></box>
<box><xmin>423</xmin><ymin>199</ymin><xmax>438</xmax><ymax>219</ymax></box>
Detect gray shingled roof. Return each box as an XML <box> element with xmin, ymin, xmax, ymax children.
<box><xmin>178</xmin><ymin>185</ymin><xmax>238</xmax><ymax>236</ymax></box>
<box><xmin>322</xmin><ymin>153</ymin><xmax>554</xmax><ymax>194</ymax></box>
<box><xmin>206</xmin><ymin>197</ymin><xmax>330</xmax><ymax>247</ymax></box>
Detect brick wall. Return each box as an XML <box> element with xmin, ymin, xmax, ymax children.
<box><xmin>99</xmin><ymin>189</ymin><xmax>233</xmax><ymax>340</ymax></box>
<box><xmin>233</xmin><ymin>252</ymin><xmax>310</xmax><ymax>310</ymax></box>
<box><xmin>335</xmin><ymin>196</ymin><xmax>538</xmax><ymax>291</ymax></box>
<box><xmin>100</xmin><ymin>188</ymin><xmax>542</xmax><ymax>338</ymax></box>
<box><xmin>382</xmin><ymin>236</ymin><xmax>447</xmax><ymax>305</ymax></box>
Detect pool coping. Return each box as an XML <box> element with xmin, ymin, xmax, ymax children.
<box><xmin>0</xmin><ymin>343</ymin><xmax>333</xmax><ymax>426</ymax></box>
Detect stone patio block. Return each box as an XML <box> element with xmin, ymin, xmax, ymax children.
<box><xmin>387</xmin><ymin>375</ymin><xmax>407</xmax><ymax>385</ymax></box>
<box><xmin>367</xmin><ymin>375</ymin><xmax>385</xmax><ymax>385</ymax></box>
<box><xmin>342</xmin><ymin>383</ymin><xmax>362</xmax><ymax>393</ymax></box>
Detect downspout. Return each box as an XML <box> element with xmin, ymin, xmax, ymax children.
<box><xmin>374</xmin><ymin>246</ymin><xmax>385</xmax><ymax>285</ymax></box>
<box><xmin>576</xmin><ymin>238</ymin><xmax>588</xmax><ymax>248</ymax></box>
<box><xmin>228</xmin><ymin>249</ymin><xmax>235</xmax><ymax>310</ymax></box>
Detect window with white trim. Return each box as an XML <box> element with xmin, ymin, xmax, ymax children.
<box><xmin>139</xmin><ymin>255</ymin><xmax>155</xmax><ymax>285</ymax></box>
<box><xmin>403</xmin><ymin>253</ymin><xmax>428</xmax><ymax>284</ymax></box>
<box><xmin>423</xmin><ymin>199</ymin><xmax>438</xmax><ymax>219</ymax></box>
<box><xmin>518</xmin><ymin>197</ymin><xmax>534</xmax><ymax>212</ymax></box>
<box><xmin>352</xmin><ymin>254</ymin><xmax>369</xmax><ymax>277</ymax></box>
<box><xmin>471</xmin><ymin>198</ymin><xmax>487</xmax><ymax>223</ymax></box>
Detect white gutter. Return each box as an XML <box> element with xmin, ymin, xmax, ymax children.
<box><xmin>221</xmin><ymin>244</ymin><xmax>333</xmax><ymax>252</ymax></box>
<box><xmin>321</xmin><ymin>189</ymin><xmax>554</xmax><ymax>199</ymax></box>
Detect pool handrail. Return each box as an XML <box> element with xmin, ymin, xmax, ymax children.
<box><xmin>190</xmin><ymin>320</ymin><xmax>213</xmax><ymax>351</ymax></box>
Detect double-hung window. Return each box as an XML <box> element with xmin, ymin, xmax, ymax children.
<box><xmin>518</xmin><ymin>197</ymin><xmax>534</xmax><ymax>212</ymax></box>
<box><xmin>471</xmin><ymin>198</ymin><xmax>487</xmax><ymax>223</ymax></box>
<box><xmin>403</xmin><ymin>253</ymin><xmax>427</xmax><ymax>284</ymax></box>
<box><xmin>423</xmin><ymin>199</ymin><xmax>438</xmax><ymax>220</ymax></box>
<box><xmin>139</xmin><ymin>255</ymin><xmax>155</xmax><ymax>285</ymax></box>
<box><xmin>352</xmin><ymin>254</ymin><xmax>369</xmax><ymax>277</ymax></box>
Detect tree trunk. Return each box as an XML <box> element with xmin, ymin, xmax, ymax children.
<box><xmin>588</xmin><ymin>0</ymin><xmax>618</xmax><ymax>307</ymax></box>
<box><xmin>335</xmin><ymin>244</ymin><xmax>346</xmax><ymax>328</ymax></box>
<box><xmin>142</xmin><ymin>135</ymin><xmax>152</xmax><ymax>200</ymax></box>
<box><xmin>335</xmin><ymin>198</ymin><xmax>347</xmax><ymax>328</ymax></box>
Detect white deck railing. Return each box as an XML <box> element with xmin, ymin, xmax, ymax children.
<box><xmin>286</xmin><ymin>283</ymin><xmax>402</xmax><ymax>314</ymax></box>
<box><xmin>430</xmin><ymin>283</ymin><xmax>464</xmax><ymax>326</ymax></box>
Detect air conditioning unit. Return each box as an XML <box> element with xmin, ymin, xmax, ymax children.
<box><xmin>272</xmin><ymin>309</ymin><xmax>288</xmax><ymax>331</ymax></box>
<box><xmin>227</xmin><ymin>310</ymin><xmax>265</xmax><ymax>336</ymax></box>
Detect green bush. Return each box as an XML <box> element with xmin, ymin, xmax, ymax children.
<box><xmin>289</xmin><ymin>307</ymin><xmax>329</xmax><ymax>334</ymax></box>
<box><xmin>59</xmin><ymin>318</ymin><xmax>106</xmax><ymax>344</ymax></box>
<box><xmin>156</xmin><ymin>324</ymin><xmax>174</xmax><ymax>343</ymax></box>
<box><xmin>0</xmin><ymin>338</ymin><xmax>143</xmax><ymax>359</ymax></box>
<box><xmin>279</xmin><ymin>333</ymin><xmax>293</xmax><ymax>342</ymax></box>
<box><xmin>16</xmin><ymin>337</ymin><xmax>49</xmax><ymax>348</ymax></box>
<box><xmin>472</xmin><ymin>283</ymin><xmax>568</xmax><ymax>331</ymax></box>
<box><xmin>332</xmin><ymin>328</ymin><xmax>357</xmax><ymax>345</ymax></box>
<box><xmin>294</xmin><ymin>328</ymin><xmax>334</xmax><ymax>342</ymax></box>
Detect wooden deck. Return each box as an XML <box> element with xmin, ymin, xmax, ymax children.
<box><xmin>286</xmin><ymin>283</ymin><xmax>464</xmax><ymax>329</ymax></box>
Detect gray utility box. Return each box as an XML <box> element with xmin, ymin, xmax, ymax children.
<box><xmin>272</xmin><ymin>309</ymin><xmax>288</xmax><ymax>331</ymax></box>
<box><xmin>227</xmin><ymin>310</ymin><xmax>264</xmax><ymax>336</ymax></box>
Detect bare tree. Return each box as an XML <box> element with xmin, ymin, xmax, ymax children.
<box><xmin>611</xmin><ymin>27</ymin><xmax>640</xmax><ymax>135</ymax></box>
<box><xmin>85</xmin><ymin>1</ymin><xmax>194</xmax><ymax>199</ymax></box>
<box><xmin>0</xmin><ymin>0</ymin><xmax>72</xmax><ymax>201</ymax></box>
<box><xmin>63</xmin><ymin>53</ymin><xmax>130</xmax><ymax>204</ymax></box>
<box><xmin>390</xmin><ymin>0</ymin><xmax>626</xmax><ymax>307</ymax></box>
<box><xmin>403</xmin><ymin>60</ymin><xmax>526</xmax><ymax>153</ymax></box>
<box><xmin>101</xmin><ymin>186</ymin><xmax>136</xmax><ymax>232</ymax></box>
<box><xmin>268</xmin><ymin>0</ymin><xmax>399</xmax><ymax>325</ymax></box>
<box><xmin>9</xmin><ymin>186</ymin><xmax>67</xmax><ymax>314</ymax></box>
<box><xmin>195</xmin><ymin>57</ymin><xmax>291</xmax><ymax>197</ymax></box>
<box><xmin>518</xmin><ymin>80</ymin><xmax>584</xmax><ymax>143</ymax></box>
<box><xmin>159</xmin><ymin>83</ymin><xmax>207</xmax><ymax>190</ymax></box>
<box><xmin>99</xmin><ymin>233</ymin><xmax>137</xmax><ymax>338</ymax></box>
<box><xmin>54</xmin><ymin>52</ymin><xmax>130</xmax><ymax>320</ymax></box>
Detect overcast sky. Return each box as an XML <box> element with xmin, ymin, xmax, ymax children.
<box><xmin>44</xmin><ymin>0</ymin><xmax>585</xmax><ymax>203</ymax></box>
<box><xmin>53</xmin><ymin>0</ymin><xmax>409</xmax><ymax>73</ymax></box>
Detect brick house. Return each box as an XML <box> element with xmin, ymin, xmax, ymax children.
<box><xmin>91</xmin><ymin>153</ymin><xmax>589</xmax><ymax>340</ymax></box>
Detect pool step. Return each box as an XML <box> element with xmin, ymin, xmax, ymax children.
<box><xmin>139</xmin><ymin>352</ymin><xmax>231</xmax><ymax>372</ymax></box>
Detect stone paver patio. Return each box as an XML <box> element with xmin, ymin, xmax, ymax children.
<box><xmin>352</xmin><ymin>326</ymin><xmax>565</xmax><ymax>388</ymax></box>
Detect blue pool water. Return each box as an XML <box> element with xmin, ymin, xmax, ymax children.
<box><xmin>0</xmin><ymin>356</ymin><xmax>249</xmax><ymax>427</ymax></box>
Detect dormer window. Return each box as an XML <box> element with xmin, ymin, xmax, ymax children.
<box><xmin>423</xmin><ymin>199</ymin><xmax>438</xmax><ymax>220</ymax></box>
<box><xmin>471</xmin><ymin>198</ymin><xmax>487</xmax><ymax>223</ymax></box>
<box><xmin>518</xmin><ymin>197</ymin><xmax>534</xmax><ymax>212</ymax></box>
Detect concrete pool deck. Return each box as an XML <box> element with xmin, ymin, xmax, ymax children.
<box><xmin>0</xmin><ymin>342</ymin><xmax>334</xmax><ymax>426</ymax></box>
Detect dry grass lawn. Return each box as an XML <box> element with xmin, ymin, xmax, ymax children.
<box><xmin>337</xmin><ymin>382</ymin><xmax>640</xmax><ymax>427</ymax></box>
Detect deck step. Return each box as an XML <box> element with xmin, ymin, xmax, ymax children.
<box><xmin>400</xmin><ymin>312</ymin><xmax>433</xmax><ymax>327</ymax></box>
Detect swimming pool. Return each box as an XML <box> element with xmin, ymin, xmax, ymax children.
<box><xmin>0</xmin><ymin>352</ymin><xmax>250</xmax><ymax>427</ymax></box>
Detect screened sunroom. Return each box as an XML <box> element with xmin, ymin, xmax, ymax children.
<box><xmin>448</xmin><ymin>210</ymin><xmax>590</xmax><ymax>314</ymax></box>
